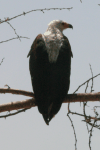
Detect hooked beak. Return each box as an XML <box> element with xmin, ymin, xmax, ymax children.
<box><xmin>64</xmin><ymin>23</ymin><xmax>73</xmax><ymax>29</ymax></box>
<box><xmin>68</xmin><ymin>24</ymin><xmax>73</xmax><ymax>29</ymax></box>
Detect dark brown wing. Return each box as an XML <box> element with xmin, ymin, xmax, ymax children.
<box><xmin>27</xmin><ymin>34</ymin><xmax>45</xmax><ymax>81</ymax></box>
<box><xmin>27</xmin><ymin>34</ymin><xmax>50</xmax><ymax>124</ymax></box>
<box><xmin>63</xmin><ymin>35</ymin><xmax>73</xmax><ymax>58</ymax></box>
<box><xmin>27</xmin><ymin>34</ymin><xmax>43</xmax><ymax>58</ymax></box>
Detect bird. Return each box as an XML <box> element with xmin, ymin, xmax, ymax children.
<box><xmin>27</xmin><ymin>20</ymin><xmax>73</xmax><ymax>125</ymax></box>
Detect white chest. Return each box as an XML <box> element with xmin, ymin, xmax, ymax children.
<box><xmin>42</xmin><ymin>31</ymin><xmax>63</xmax><ymax>63</ymax></box>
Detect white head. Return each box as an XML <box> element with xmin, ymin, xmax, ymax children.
<box><xmin>48</xmin><ymin>20</ymin><xmax>73</xmax><ymax>32</ymax></box>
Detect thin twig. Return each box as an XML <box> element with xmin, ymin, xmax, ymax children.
<box><xmin>84</xmin><ymin>79</ymin><xmax>89</xmax><ymax>133</ymax></box>
<box><xmin>85</xmin><ymin>81</ymin><xmax>89</xmax><ymax>93</ymax></box>
<box><xmin>94</xmin><ymin>106</ymin><xmax>100</xmax><ymax>108</ymax></box>
<box><xmin>83</xmin><ymin>102</ymin><xmax>90</xmax><ymax>133</ymax></box>
<box><xmin>67</xmin><ymin>113</ymin><xmax>77</xmax><ymax>150</ymax></box>
<box><xmin>89</xmin><ymin>120</ymin><xmax>97</xmax><ymax>150</ymax></box>
<box><xmin>6</xmin><ymin>22</ymin><xmax>21</xmax><ymax>41</ymax></box>
<box><xmin>4</xmin><ymin>84</ymin><xmax>10</xmax><ymax>89</ymax></box>
<box><xmin>0</xmin><ymin>108</ymin><xmax>30</xmax><ymax>119</ymax></box>
<box><xmin>70</xmin><ymin>112</ymin><xmax>100</xmax><ymax>121</ymax></box>
<box><xmin>89</xmin><ymin>64</ymin><xmax>94</xmax><ymax>92</ymax></box>
<box><xmin>0</xmin><ymin>58</ymin><xmax>5</xmax><ymax>65</ymax></box>
<box><xmin>73</xmin><ymin>73</ymin><xmax>100</xmax><ymax>94</ymax></box>
<box><xmin>0</xmin><ymin>7</ymin><xmax>73</xmax><ymax>24</ymax></box>
<box><xmin>0</xmin><ymin>36</ymin><xmax>30</xmax><ymax>44</ymax></box>
<box><xmin>83</xmin><ymin>64</ymin><xmax>94</xmax><ymax>133</ymax></box>
<box><xmin>0</xmin><ymin>88</ymin><xmax>34</xmax><ymax>97</ymax></box>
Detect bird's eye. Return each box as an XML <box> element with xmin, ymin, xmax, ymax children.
<box><xmin>62</xmin><ymin>22</ymin><xmax>65</xmax><ymax>25</ymax></box>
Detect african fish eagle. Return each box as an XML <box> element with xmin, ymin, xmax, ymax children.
<box><xmin>27</xmin><ymin>20</ymin><xmax>73</xmax><ymax>125</ymax></box>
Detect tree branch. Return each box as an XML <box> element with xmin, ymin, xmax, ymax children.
<box><xmin>0</xmin><ymin>98</ymin><xmax>35</xmax><ymax>113</ymax></box>
<box><xmin>67</xmin><ymin>113</ymin><xmax>77</xmax><ymax>150</ymax></box>
<box><xmin>0</xmin><ymin>88</ymin><xmax>34</xmax><ymax>97</ymax></box>
<box><xmin>0</xmin><ymin>108</ymin><xmax>30</xmax><ymax>119</ymax></box>
<box><xmin>0</xmin><ymin>58</ymin><xmax>5</xmax><ymax>65</ymax></box>
<box><xmin>6</xmin><ymin>22</ymin><xmax>22</xmax><ymax>41</ymax></box>
<box><xmin>0</xmin><ymin>7</ymin><xmax>73</xmax><ymax>24</ymax></box>
<box><xmin>0</xmin><ymin>36</ymin><xmax>29</xmax><ymax>44</ymax></box>
<box><xmin>73</xmin><ymin>73</ymin><xmax>100</xmax><ymax>93</ymax></box>
<box><xmin>0</xmin><ymin>88</ymin><xmax>100</xmax><ymax>113</ymax></box>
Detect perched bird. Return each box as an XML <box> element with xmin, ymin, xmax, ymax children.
<box><xmin>27</xmin><ymin>20</ymin><xmax>73</xmax><ymax>125</ymax></box>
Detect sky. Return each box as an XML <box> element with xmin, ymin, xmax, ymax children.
<box><xmin>0</xmin><ymin>0</ymin><xmax>100</xmax><ymax>150</ymax></box>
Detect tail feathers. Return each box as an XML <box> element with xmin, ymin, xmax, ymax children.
<box><xmin>42</xmin><ymin>102</ymin><xmax>54</xmax><ymax>125</ymax></box>
<box><xmin>42</xmin><ymin>114</ymin><xmax>55</xmax><ymax>125</ymax></box>
<box><xmin>42</xmin><ymin>114</ymin><xmax>49</xmax><ymax>125</ymax></box>
<box><xmin>40</xmin><ymin>101</ymin><xmax>62</xmax><ymax>125</ymax></box>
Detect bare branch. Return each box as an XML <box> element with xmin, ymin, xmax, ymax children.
<box><xmin>89</xmin><ymin>120</ymin><xmax>97</xmax><ymax>150</ymax></box>
<box><xmin>73</xmin><ymin>73</ymin><xmax>100</xmax><ymax>93</ymax></box>
<box><xmin>0</xmin><ymin>88</ymin><xmax>34</xmax><ymax>97</ymax></box>
<box><xmin>84</xmin><ymin>81</ymin><xmax>89</xmax><ymax>132</ymax></box>
<box><xmin>0</xmin><ymin>58</ymin><xmax>5</xmax><ymax>65</ymax></box>
<box><xmin>65</xmin><ymin>93</ymin><xmax>100</xmax><ymax>103</ymax></box>
<box><xmin>6</xmin><ymin>22</ymin><xmax>21</xmax><ymax>41</ymax></box>
<box><xmin>0</xmin><ymin>98</ymin><xmax>35</xmax><ymax>113</ymax></box>
<box><xmin>86</xmin><ymin>122</ymin><xmax>100</xmax><ymax>129</ymax></box>
<box><xmin>67</xmin><ymin>113</ymin><xmax>77</xmax><ymax>150</ymax></box>
<box><xmin>89</xmin><ymin>64</ymin><xmax>94</xmax><ymax>92</ymax></box>
<box><xmin>1</xmin><ymin>88</ymin><xmax>100</xmax><ymax>113</ymax></box>
<box><xmin>85</xmin><ymin>81</ymin><xmax>89</xmax><ymax>93</ymax></box>
<box><xmin>0</xmin><ymin>36</ymin><xmax>30</xmax><ymax>44</ymax></box>
<box><xmin>83</xmin><ymin>101</ymin><xmax>90</xmax><ymax>133</ymax></box>
<box><xmin>0</xmin><ymin>108</ymin><xmax>30</xmax><ymax>119</ymax></box>
<box><xmin>1</xmin><ymin>88</ymin><xmax>100</xmax><ymax>103</ymax></box>
<box><xmin>1</xmin><ymin>87</ymin><xmax>100</xmax><ymax>101</ymax></box>
<box><xmin>0</xmin><ymin>7</ymin><xmax>73</xmax><ymax>24</ymax></box>
<box><xmin>83</xmin><ymin>64</ymin><xmax>94</xmax><ymax>133</ymax></box>
<box><xmin>70</xmin><ymin>112</ymin><xmax>100</xmax><ymax>121</ymax></box>
<box><xmin>4</xmin><ymin>84</ymin><xmax>10</xmax><ymax>89</ymax></box>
